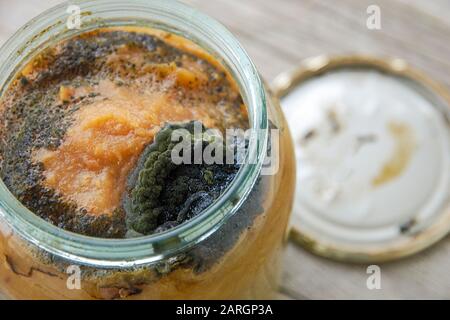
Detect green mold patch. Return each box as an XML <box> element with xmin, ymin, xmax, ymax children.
<box><xmin>124</xmin><ymin>121</ymin><xmax>240</xmax><ymax>236</ymax></box>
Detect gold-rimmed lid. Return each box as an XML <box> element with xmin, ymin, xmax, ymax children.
<box><xmin>273</xmin><ymin>55</ymin><xmax>450</xmax><ymax>263</ymax></box>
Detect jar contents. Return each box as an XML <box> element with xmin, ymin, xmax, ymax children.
<box><xmin>0</xmin><ymin>26</ymin><xmax>294</xmax><ymax>300</ymax></box>
<box><xmin>0</xmin><ymin>28</ymin><xmax>248</xmax><ymax>238</ymax></box>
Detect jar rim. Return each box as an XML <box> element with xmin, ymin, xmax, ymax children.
<box><xmin>0</xmin><ymin>0</ymin><xmax>268</xmax><ymax>267</ymax></box>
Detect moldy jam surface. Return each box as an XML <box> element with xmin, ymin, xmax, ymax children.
<box><xmin>0</xmin><ymin>27</ymin><xmax>248</xmax><ymax>238</ymax></box>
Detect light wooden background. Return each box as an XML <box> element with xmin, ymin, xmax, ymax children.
<box><xmin>1</xmin><ymin>0</ymin><xmax>450</xmax><ymax>299</ymax></box>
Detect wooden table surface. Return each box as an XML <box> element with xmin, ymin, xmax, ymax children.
<box><xmin>1</xmin><ymin>0</ymin><xmax>450</xmax><ymax>299</ymax></box>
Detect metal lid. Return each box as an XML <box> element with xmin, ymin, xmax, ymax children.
<box><xmin>273</xmin><ymin>55</ymin><xmax>450</xmax><ymax>263</ymax></box>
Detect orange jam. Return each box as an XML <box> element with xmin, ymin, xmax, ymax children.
<box><xmin>0</xmin><ymin>27</ymin><xmax>248</xmax><ymax>237</ymax></box>
<box><xmin>34</xmin><ymin>79</ymin><xmax>221</xmax><ymax>216</ymax></box>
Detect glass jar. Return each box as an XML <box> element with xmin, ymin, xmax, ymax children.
<box><xmin>0</xmin><ymin>0</ymin><xmax>295</xmax><ymax>299</ymax></box>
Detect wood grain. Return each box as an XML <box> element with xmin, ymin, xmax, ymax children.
<box><xmin>0</xmin><ymin>0</ymin><xmax>449</xmax><ymax>299</ymax></box>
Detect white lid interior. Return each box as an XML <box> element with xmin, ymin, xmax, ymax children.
<box><xmin>282</xmin><ymin>67</ymin><xmax>450</xmax><ymax>259</ymax></box>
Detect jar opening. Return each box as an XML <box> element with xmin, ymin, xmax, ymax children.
<box><xmin>0</xmin><ymin>0</ymin><xmax>268</xmax><ymax>267</ymax></box>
